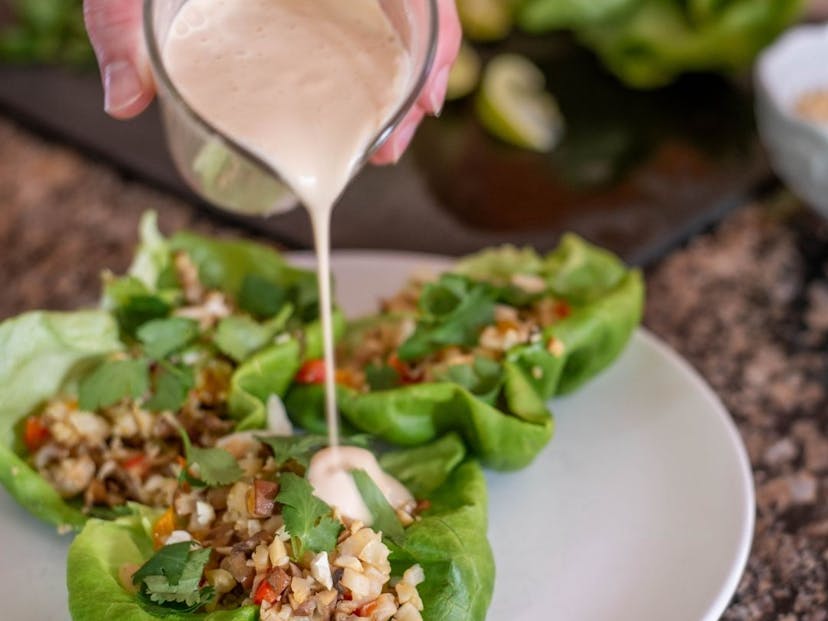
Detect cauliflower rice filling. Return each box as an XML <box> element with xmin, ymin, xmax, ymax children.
<box><xmin>21</xmin><ymin>251</ymin><xmax>259</xmax><ymax>510</ymax></box>
<box><xmin>131</xmin><ymin>436</ymin><xmax>425</xmax><ymax>621</ymax></box>
<box><xmin>26</xmin><ymin>358</ymin><xmax>235</xmax><ymax>509</ymax></box>
<box><xmin>338</xmin><ymin>274</ymin><xmax>571</xmax><ymax>391</ymax></box>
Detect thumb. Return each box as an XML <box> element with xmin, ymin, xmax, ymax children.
<box><xmin>84</xmin><ymin>0</ymin><xmax>155</xmax><ymax>119</ymax></box>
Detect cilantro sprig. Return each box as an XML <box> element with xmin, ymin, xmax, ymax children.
<box><xmin>146</xmin><ymin>362</ymin><xmax>195</xmax><ymax>413</ymax></box>
<box><xmin>258</xmin><ymin>434</ymin><xmax>371</xmax><ymax>470</ymax></box>
<box><xmin>132</xmin><ymin>541</ymin><xmax>214</xmax><ymax>613</ymax></box>
<box><xmin>177</xmin><ymin>426</ymin><xmax>243</xmax><ymax>487</ymax></box>
<box><xmin>137</xmin><ymin>317</ymin><xmax>200</xmax><ymax>360</ymax></box>
<box><xmin>397</xmin><ymin>274</ymin><xmax>497</xmax><ymax>362</ymax></box>
<box><xmin>78</xmin><ymin>358</ymin><xmax>150</xmax><ymax>411</ymax></box>
<box><xmin>277</xmin><ymin>473</ymin><xmax>342</xmax><ymax>560</ymax></box>
<box><xmin>258</xmin><ymin>435</ymin><xmax>330</xmax><ymax>470</ymax></box>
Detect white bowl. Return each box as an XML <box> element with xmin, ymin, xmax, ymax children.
<box><xmin>756</xmin><ymin>24</ymin><xmax>828</xmax><ymax>213</ymax></box>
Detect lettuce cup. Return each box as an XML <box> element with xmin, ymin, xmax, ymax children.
<box><xmin>67</xmin><ymin>433</ymin><xmax>493</xmax><ymax>621</ymax></box>
<box><xmin>287</xmin><ymin>235</ymin><xmax>644</xmax><ymax>470</ymax></box>
<box><xmin>0</xmin><ymin>214</ymin><xmax>342</xmax><ymax>530</ymax></box>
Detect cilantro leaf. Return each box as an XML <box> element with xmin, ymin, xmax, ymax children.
<box><xmin>258</xmin><ymin>434</ymin><xmax>372</xmax><ymax>470</ymax></box>
<box><xmin>364</xmin><ymin>363</ymin><xmax>401</xmax><ymax>391</ymax></box>
<box><xmin>397</xmin><ymin>274</ymin><xmax>496</xmax><ymax>361</ymax></box>
<box><xmin>238</xmin><ymin>274</ymin><xmax>287</xmax><ymax>319</ymax></box>
<box><xmin>351</xmin><ymin>469</ymin><xmax>406</xmax><ymax>545</ymax></box>
<box><xmin>277</xmin><ymin>472</ymin><xmax>342</xmax><ymax>560</ymax></box>
<box><xmin>178</xmin><ymin>426</ymin><xmax>243</xmax><ymax>487</ymax></box>
<box><xmin>132</xmin><ymin>541</ymin><xmax>192</xmax><ymax>587</ymax></box>
<box><xmin>78</xmin><ymin>358</ymin><xmax>150</xmax><ymax>411</ymax></box>
<box><xmin>146</xmin><ymin>362</ymin><xmax>194</xmax><ymax>412</ymax></box>
<box><xmin>137</xmin><ymin>317</ymin><xmax>200</xmax><ymax>360</ymax></box>
<box><xmin>133</xmin><ymin>543</ymin><xmax>213</xmax><ymax>613</ymax></box>
<box><xmin>213</xmin><ymin>306</ymin><xmax>291</xmax><ymax>362</ymax></box>
<box><xmin>104</xmin><ymin>276</ymin><xmax>172</xmax><ymax>336</ymax></box>
<box><xmin>258</xmin><ymin>435</ymin><xmax>329</xmax><ymax>470</ymax></box>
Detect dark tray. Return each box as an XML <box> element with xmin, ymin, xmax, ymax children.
<box><xmin>0</xmin><ymin>36</ymin><xmax>769</xmax><ymax>265</ymax></box>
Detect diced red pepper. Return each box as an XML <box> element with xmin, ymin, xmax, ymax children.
<box><xmin>253</xmin><ymin>579</ymin><xmax>279</xmax><ymax>605</ymax></box>
<box><xmin>357</xmin><ymin>599</ymin><xmax>379</xmax><ymax>616</ymax></box>
<box><xmin>122</xmin><ymin>454</ymin><xmax>149</xmax><ymax>476</ymax></box>
<box><xmin>296</xmin><ymin>359</ymin><xmax>326</xmax><ymax>384</ymax></box>
<box><xmin>554</xmin><ymin>301</ymin><xmax>572</xmax><ymax>319</ymax></box>
<box><xmin>388</xmin><ymin>353</ymin><xmax>421</xmax><ymax>385</ymax></box>
<box><xmin>23</xmin><ymin>417</ymin><xmax>49</xmax><ymax>453</ymax></box>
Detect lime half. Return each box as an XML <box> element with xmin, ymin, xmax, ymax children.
<box><xmin>447</xmin><ymin>43</ymin><xmax>482</xmax><ymax>100</ymax></box>
<box><xmin>476</xmin><ymin>54</ymin><xmax>564</xmax><ymax>152</ymax></box>
<box><xmin>456</xmin><ymin>0</ymin><xmax>513</xmax><ymax>41</ymax></box>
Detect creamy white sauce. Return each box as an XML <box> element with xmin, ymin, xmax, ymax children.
<box><xmin>164</xmin><ymin>0</ymin><xmax>410</xmax><ymax>451</ymax></box>
<box><xmin>307</xmin><ymin>447</ymin><xmax>414</xmax><ymax>524</ymax></box>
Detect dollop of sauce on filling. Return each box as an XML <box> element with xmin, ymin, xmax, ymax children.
<box><xmin>307</xmin><ymin>446</ymin><xmax>414</xmax><ymax>524</ymax></box>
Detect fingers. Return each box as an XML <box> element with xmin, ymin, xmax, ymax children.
<box><xmin>371</xmin><ymin>106</ymin><xmax>425</xmax><ymax>165</ymax></box>
<box><xmin>84</xmin><ymin>0</ymin><xmax>155</xmax><ymax>119</ymax></box>
<box><xmin>419</xmin><ymin>0</ymin><xmax>461</xmax><ymax>117</ymax></box>
<box><xmin>373</xmin><ymin>0</ymin><xmax>462</xmax><ymax>165</ymax></box>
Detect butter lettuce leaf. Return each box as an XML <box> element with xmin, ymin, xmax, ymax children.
<box><xmin>0</xmin><ymin>214</ymin><xmax>329</xmax><ymax>529</ymax></box>
<box><xmin>0</xmin><ymin>311</ymin><xmax>122</xmax><ymax>530</ymax></box>
<box><xmin>68</xmin><ymin>516</ymin><xmax>256</xmax><ymax>621</ymax></box>
<box><xmin>518</xmin><ymin>0</ymin><xmax>803</xmax><ymax>88</ymax></box>
<box><xmin>288</xmin><ymin>235</ymin><xmax>642</xmax><ymax>470</ymax></box>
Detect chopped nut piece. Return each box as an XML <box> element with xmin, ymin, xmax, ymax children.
<box><xmin>268</xmin><ymin>536</ymin><xmax>289</xmax><ymax>568</ymax></box>
<box><xmin>310</xmin><ymin>552</ymin><xmax>333</xmax><ymax>590</ymax></box>
<box><xmin>547</xmin><ymin>337</ymin><xmax>565</xmax><ymax>357</ymax></box>
<box><xmin>206</xmin><ymin>568</ymin><xmax>237</xmax><ymax>595</ymax></box>
<box><xmin>393</xmin><ymin>602</ymin><xmax>423</xmax><ymax>621</ymax></box>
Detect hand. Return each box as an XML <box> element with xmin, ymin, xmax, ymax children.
<box><xmin>370</xmin><ymin>0</ymin><xmax>461</xmax><ymax>164</ymax></box>
<box><xmin>84</xmin><ymin>0</ymin><xmax>461</xmax><ymax>163</ymax></box>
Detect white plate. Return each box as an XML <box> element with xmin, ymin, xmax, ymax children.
<box><xmin>0</xmin><ymin>251</ymin><xmax>754</xmax><ymax>621</ymax></box>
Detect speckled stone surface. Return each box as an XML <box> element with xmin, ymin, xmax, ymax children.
<box><xmin>4</xmin><ymin>116</ymin><xmax>828</xmax><ymax>618</ymax></box>
<box><xmin>0</xmin><ymin>118</ymin><xmax>264</xmax><ymax>319</ymax></box>
<box><xmin>647</xmin><ymin>202</ymin><xmax>828</xmax><ymax>620</ymax></box>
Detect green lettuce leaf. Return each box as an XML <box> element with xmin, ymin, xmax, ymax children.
<box><xmin>0</xmin><ymin>311</ymin><xmax>122</xmax><ymax>530</ymax></box>
<box><xmin>518</xmin><ymin>0</ymin><xmax>803</xmax><ymax>88</ymax></box>
<box><xmin>352</xmin><ymin>469</ymin><xmax>406</xmax><ymax>545</ymax></box>
<box><xmin>168</xmin><ymin>231</ymin><xmax>319</xmax><ymax>323</ymax></box>
<box><xmin>0</xmin><ymin>214</ymin><xmax>327</xmax><ymax>528</ymax></box>
<box><xmin>379</xmin><ymin>433</ymin><xmax>467</xmax><ymax>498</ymax></box>
<box><xmin>68</xmin><ymin>516</ymin><xmax>257</xmax><ymax>621</ymax></box>
<box><xmin>287</xmin><ymin>380</ymin><xmax>553</xmax><ymax>471</ymax></box>
<box><xmin>67</xmin><ymin>443</ymin><xmax>494</xmax><ymax>621</ymax></box>
<box><xmin>288</xmin><ymin>235</ymin><xmax>642</xmax><ymax>470</ymax></box>
<box><xmin>129</xmin><ymin>212</ymin><xmax>173</xmax><ymax>290</ymax></box>
<box><xmin>387</xmin><ymin>457</ymin><xmax>494</xmax><ymax>621</ymax></box>
<box><xmin>226</xmin><ymin>338</ymin><xmax>302</xmax><ymax>431</ymax></box>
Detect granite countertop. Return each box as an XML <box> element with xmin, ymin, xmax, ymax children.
<box><xmin>3</xmin><ymin>116</ymin><xmax>828</xmax><ymax>619</ymax></box>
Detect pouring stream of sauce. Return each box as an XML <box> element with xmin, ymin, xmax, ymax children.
<box><xmin>164</xmin><ymin>0</ymin><xmax>413</xmax><ymax>518</ymax></box>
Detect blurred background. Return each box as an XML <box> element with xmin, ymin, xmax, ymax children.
<box><xmin>1</xmin><ymin>0</ymin><xmax>824</xmax><ymax>270</ymax></box>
